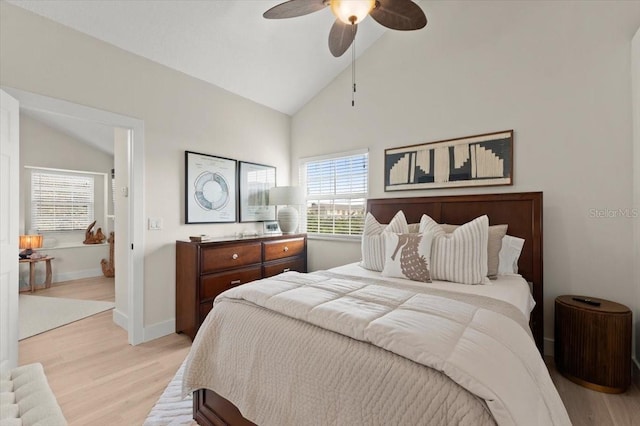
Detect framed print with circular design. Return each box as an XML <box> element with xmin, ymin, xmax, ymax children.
<box><xmin>185</xmin><ymin>151</ymin><xmax>237</xmax><ymax>223</ymax></box>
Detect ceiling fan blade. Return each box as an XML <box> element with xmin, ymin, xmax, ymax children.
<box><xmin>263</xmin><ymin>0</ymin><xmax>327</xmax><ymax>19</ymax></box>
<box><xmin>370</xmin><ymin>0</ymin><xmax>427</xmax><ymax>30</ymax></box>
<box><xmin>328</xmin><ymin>19</ymin><xmax>357</xmax><ymax>57</ymax></box>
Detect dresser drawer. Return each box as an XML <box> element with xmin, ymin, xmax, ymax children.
<box><xmin>201</xmin><ymin>242</ymin><xmax>262</xmax><ymax>273</ymax></box>
<box><xmin>263</xmin><ymin>238</ymin><xmax>305</xmax><ymax>262</ymax></box>
<box><xmin>263</xmin><ymin>256</ymin><xmax>306</xmax><ymax>278</ymax></box>
<box><xmin>200</xmin><ymin>265</ymin><xmax>263</xmax><ymax>300</ymax></box>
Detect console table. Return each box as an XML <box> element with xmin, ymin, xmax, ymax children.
<box><xmin>19</xmin><ymin>256</ymin><xmax>55</xmax><ymax>293</ymax></box>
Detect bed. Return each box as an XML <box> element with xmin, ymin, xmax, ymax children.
<box><xmin>182</xmin><ymin>192</ymin><xmax>568</xmax><ymax>426</ymax></box>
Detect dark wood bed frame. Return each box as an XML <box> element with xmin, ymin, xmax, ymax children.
<box><xmin>194</xmin><ymin>192</ymin><xmax>544</xmax><ymax>426</ymax></box>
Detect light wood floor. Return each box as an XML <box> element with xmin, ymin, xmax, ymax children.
<box><xmin>33</xmin><ymin>275</ymin><xmax>116</xmax><ymax>302</ymax></box>
<box><xmin>19</xmin><ymin>278</ymin><xmax>640</xmax><ymax>425</ymax></box>
<box><xmin>19</xmin><ymin>277</ymin><xmax>192</xmax><ymax>425</ymax></box>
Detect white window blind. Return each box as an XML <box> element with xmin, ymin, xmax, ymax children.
<box><xmin>31</xmin><ymin>170</ymin><xmax>95</xmax><ymax>232</ymax></box>
<box><xmin>301</xmin><ymin>151</ymin><xmax>368</xmax><ymax>236</ymax></box>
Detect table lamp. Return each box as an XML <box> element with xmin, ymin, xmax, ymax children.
<box><xmin>19</xmin><ymin>234</ymin><xmax>43</xmax><ymax>259</ymax></box>
<box><xmin>268</xmin><ymin>186</ymin><xmax>305</xmax><ymax>234</ymax></box>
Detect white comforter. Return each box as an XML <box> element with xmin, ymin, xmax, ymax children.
<box><xmin>203</xmin><ymin>271</ymin><xmax>569</xmax><ymax>426</ymax></box>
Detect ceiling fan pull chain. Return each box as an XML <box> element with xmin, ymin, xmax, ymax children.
<box><xmin>352</xmin><ymin>24</ymin><xmax>356</xmax><ymax>107</ymax></box>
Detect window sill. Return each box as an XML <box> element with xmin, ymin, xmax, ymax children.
<box><xmin>42</xmin><ymin>243</ymin><xmax>108</xmax><ymax>250</ymax></box>
<box><xmin>307</xmin><ymin>234</ymin><xmax>361</xmax><ymax>243</ymax></box>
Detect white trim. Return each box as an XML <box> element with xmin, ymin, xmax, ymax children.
<box><xmin>112</xmin><ymin>308</ymin><xmax>128</xmax><ymax>331</ymax></box>
<box><xmin>143</xmin><ymin>319</ymin><xmax>175</xmax><ymax>342</ymax></box>
<box><xmin>52</xmin><ymin>268</ymin><xmax>103</xmax><ymax>283</ymax></box>
<box><xmin>42</xmin><ymin>243</ymin><xmax>108</xmax><ymax>250</ymax></box>
<box><xmin>24</xmin><ymin>165</ymin><xmax>108</xmax><ymax>176</ymax></box>
<box><xmin>3</xmin><ymin>87</ymin><xmax>145</xmax><ymax>346</ymax></box>
<box><xmin>298</xmin><ymin>147</ymin><xmax>369</xmax><ymax>164</ymax></box>
<box><xmin>307</xmin><ymin>234</ymin><xmax>361</xmax><ymax>242</ymax></box>
<box><xmin>544</xmin><ymin>337</ymin><xmax>554</xmax><ymax>357</ymax></box>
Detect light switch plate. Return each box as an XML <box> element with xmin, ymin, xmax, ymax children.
<box><xmin>148</xmin><ymin>217</ymin><xmax>163</xmax><ymax>230</ymax></box>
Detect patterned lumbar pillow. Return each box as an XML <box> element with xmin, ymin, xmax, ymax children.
<box><xmin>420</xmin><ymin>214</ymin><xmax>489</xmax><ymax>285</ymax></box>
<box><xmin>360</xmin><ymin>211</ymin><xmax>408</xmax><ymax>271</ymax></box>
<box><xmin>382</xmin><ymin>232</ymin><xmax>433</xmax><ymax>282</ymax></box>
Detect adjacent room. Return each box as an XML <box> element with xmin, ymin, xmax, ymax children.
<box><xmin>1</xmin><ymin>1</ymin><xmax>638</xmax><ymax>425</ymax></box>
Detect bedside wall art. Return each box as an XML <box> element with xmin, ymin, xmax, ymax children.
<box><xmin>185</xmin><ymin>151</ymin><xmax>237</xmax><ymax>223</ymax></box>
<box><xmin>239</xmin><ymin>161</ymin><xmax>277</xmax><ymax>222</ymax></box>
<box><xmin>384</xmin><ymin>130</ymin><xmax>513</xmax><ymax>191</ymax></box>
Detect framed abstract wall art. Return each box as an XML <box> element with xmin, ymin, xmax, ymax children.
<box><xmin>384</xmin><ymin>130</ymin><xmax>513</xmax><ymax>191</ymax></box>
<box><xmin>238</xmin><ymin>161</ymin><xmax>276</xmax><ymax>222</ymax></box>
<box><xmin>185</xmin><ymin>151</ymin><xmax>237</xmax><ymax>223</ymax></box>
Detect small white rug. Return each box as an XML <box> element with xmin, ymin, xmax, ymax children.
<box><xmin>144</xmin><ymin>359</ymin><xmax>198</xmax><ymax>426</ymax></box>
<box><xmin>19</xmin><ymin>294</ymin><xmax>114</xmax><ymax>340</ymax></box>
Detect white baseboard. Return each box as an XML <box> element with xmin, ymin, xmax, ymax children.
<box><xmin>544</xmin><ymin>337</ymin><xmax>554</xmax><ymax>357</ymax></box>
<box><xmin>112</xmin><ymin>308</ymin><xmax>128</xmax><ymax>331</ymax></box>
<box><xmin>53</xmin><ymin>268</ymin><xmax>103</xmax><ymax>283</ymax></box>
<box><xmin>143</xmin><ymin>319</ymin><xmax>175</xmax><ymax>342</ymax></box>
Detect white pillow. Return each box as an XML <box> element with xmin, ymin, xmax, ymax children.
<box><xmin>407</xmin><ymin>223</ymin><xmax>421</xmax><ymax>233</ymax></box>
<box><xmin>382</xmin><ymin>232</ymin><xmax>433</xmax><ymax>282</ymax></box>
<box><xmin>420</xmin><ymin>214</ymin><xmax>489</xmax><ymax>285</ymax></box>
<box><xmin>498</xmin><ymin>234</ymin><xmax>525</xmax><ymax>275</ymax></box>
<box><xmin>360</xmin><ymin>211</ymin><xmax>408</xmax><ymax>271</ymax></box>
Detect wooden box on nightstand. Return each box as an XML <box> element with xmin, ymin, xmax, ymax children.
<box><xmin>554</xmin><ymin>295</ymin><xmax>631</xmax><ymax>393</ymax></box>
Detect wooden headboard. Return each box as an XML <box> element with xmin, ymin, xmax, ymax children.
<box><xmin>367</xmin><ymin>192</ymin><xmax>543</xmax><ymax>353</ymax></box>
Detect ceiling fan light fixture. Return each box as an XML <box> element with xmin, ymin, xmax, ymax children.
<box><xmin>330</xmin><ymin>0</ymin><xmax>375</xmax><ymax>25</ymax></box>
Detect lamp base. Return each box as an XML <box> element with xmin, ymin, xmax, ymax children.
<box><xmin>19</xmin><ymin>249</ymin><xmax>33</xmax><ymax>260</ymax></box>
<box><xmin>277</xmin><ymin>206</ymin><xmax>299</xmax><ymax>234</ymax></box>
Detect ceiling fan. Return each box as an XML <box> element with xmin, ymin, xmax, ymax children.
<box><xmin>263</xmin><ymin>0</ymin><xmax>427</xmax><ymax>57</ymax></box>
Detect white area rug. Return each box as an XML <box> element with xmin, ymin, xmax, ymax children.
<box><xmin>144</xmin><ymin>360</ymin><xmax>198</xmax><ymax>426</ymax></box>
<box><xmin>19</xmin><ymin>294</ymin><xmax>114</xmax><ymax>340</ymax></box>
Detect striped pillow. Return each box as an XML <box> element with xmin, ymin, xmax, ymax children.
<box><xmin>439</xmin><ymin>223</ymin><xmax>508</xmax><ymax>279</ymax></box>
<box><xmin>360</xmin><ymin>211</ymin><xmax>408</xmax><ymax>271</ymax></box>
<box><xmin>420</xmin><ymin>214</ymin><xmax>489</xmax><ymax>285</ymax></box>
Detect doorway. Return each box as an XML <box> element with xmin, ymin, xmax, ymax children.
<box><xmin>3</xmin><ymin>87</ymin><xmax>145</xmax><ymax>345</ymax></box>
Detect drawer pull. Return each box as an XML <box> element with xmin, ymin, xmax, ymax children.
<box><xmin>283</xmin><ymin>268</ymin><xmax>291</xmax><ymax>272</ymax></box>
<box><xmin>283</xmin><ymin>246</ymin><xmax>289</xmax><ymax>252</ymax></box>
<box><xmin>230</xmin><ymin>279</ymin><xmax>241</xmax><ymax>285</ymax></box>
<box><xmin>232</xmin><ymin>253</ymin><xmax>239</xmax><ymax>260</ymax></box>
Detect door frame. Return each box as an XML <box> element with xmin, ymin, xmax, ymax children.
<box><xmin>1</xmin><ymin>90</ymin><xmax>20</xmax><ymax>367</ymax></box>
<box><xmin>3</xmin><ymin>87</ymin><xmax>145</xmax><ymax>345</ymax></box>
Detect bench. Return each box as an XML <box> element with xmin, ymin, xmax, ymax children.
<box><xmin>0</xmin><ymin>361</ymin><xmax>67</xmax><ymax>426</ymax></box>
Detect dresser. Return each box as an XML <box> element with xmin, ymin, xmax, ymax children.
<box><xmin>176</xmin><ymin>234</ymin><xmax>307</xmax><ymax>340</ymax></box>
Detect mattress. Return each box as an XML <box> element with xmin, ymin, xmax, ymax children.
<box><xmin>329</xmin><ymin>262</ymin><xmax>536</xmax><ymax>319</ymax></box>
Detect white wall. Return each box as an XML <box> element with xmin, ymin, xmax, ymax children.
<box><xmin>292</xmin><ymin>1</ymin><xmax>640</xmax><ymax>358</ymax></box>
<box><xmin>19</xmin><ymin>113</ymin><xmax>111</xmax><ymax>284</ymax></box>
<box><xmin>0</xmin><ymin>2</ymin><xmax>291</xmax><ymax>328</ymax></box>
<box><xmin>632</xmin><ymin>27</ymin><xmax>640</xmax><ymax>366</ymax></box>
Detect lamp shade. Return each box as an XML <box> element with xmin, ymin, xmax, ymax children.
<box><xmin>19</xmin><ymin>235</ymin><xmax>43</xmax><ymax>250</ymax></box>
<box><xmin>268</xmin><ymin>186</ymin><xmax>305</xmax><ymax>206</ymax></box>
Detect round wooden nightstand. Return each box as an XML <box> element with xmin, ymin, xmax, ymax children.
<box><xmin>554</xmin><ymin>295</ymin><xmax>631</xmax><ymax>393</ymax></box>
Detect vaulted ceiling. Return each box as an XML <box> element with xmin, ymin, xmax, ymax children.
<box><xmin>7</xmin><ymin>0</ymin><xmax>391</xmax><ymax>116</ymax></box>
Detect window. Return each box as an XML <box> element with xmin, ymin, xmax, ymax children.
<box><xmin>300</xmin><ymin>150</ymin><xmax>368</xmax><ymax>236</ymax></box>
<box><xmin>31</xmin><ymin>170</ymin><xmax>95</xmax><ymax>232</ymax></box>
